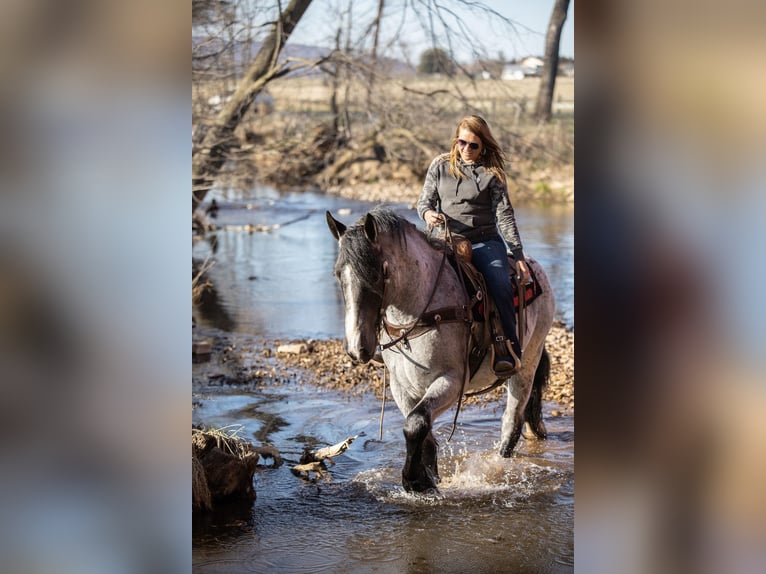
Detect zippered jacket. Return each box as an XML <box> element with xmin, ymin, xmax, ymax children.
<box><xmin>417</xmin><ymin>154</ymin><xmax>525</xmax><ymax>261</ymax></box>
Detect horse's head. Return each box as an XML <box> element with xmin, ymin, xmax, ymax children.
<box><xmin>326</xmin><ymin>210</ymin><xmax>386</xmax><ymax>364</ymax></box>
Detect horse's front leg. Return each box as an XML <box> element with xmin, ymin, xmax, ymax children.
<box><xmin>401</xmin><ymin>375</ymin><xmax>460</xmax><ymax>493</ymax></box>
<box><xmin>402</xmin><ymin>409</ymin><xmax>434</xmax><ymax>493</ymax></box>
<box><xmin>421</xmin><ymin>431</ymin><xmax>439</xmax><ymax>484</ymax></box>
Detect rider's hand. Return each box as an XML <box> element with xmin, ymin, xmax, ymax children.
<box><xmin>516</xmin><ymin>260</ymin><xmax>532</xmax><ymax>285</ymax></box>
<box><xmin>424</xmin><ymin>210</ymin><xmax>444</xmax><ymax>227</ymax></box>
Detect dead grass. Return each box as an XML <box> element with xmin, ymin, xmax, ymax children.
<box><xmin>193</xmin><ymin>424</ymin><xmax>252</xmax><ymax>459</ymax></box>
<box><xmin>267</xmin><ymin>76</ymin><xmax>573</xmax><ymax>116</ymax></box>
<box><xmin>193</xmin><ymin>73</ymin><xmax>574</xmax><ymax>200</ymax></box>
<box><xmin>192</xmin><ymin>455</ymin><xmax>212</xmax><ymax>512</ymax></box>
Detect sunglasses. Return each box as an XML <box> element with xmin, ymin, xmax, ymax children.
<box><xmin>457</xmin><ymin>139</ymin><xmax>480</xmax><ymax>150</ymax></box>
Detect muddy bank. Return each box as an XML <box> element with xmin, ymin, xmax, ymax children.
<box><xmin>193</xmin><ymin>322</ymin><xmax>573</xmax><ymax>414</ymax></box>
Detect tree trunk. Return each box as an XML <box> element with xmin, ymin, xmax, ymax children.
<box><xmin>366</xmin><ymin>0</ymin><xmax>385</xmax><ymax>105</ymax></box>
<box><xmin>534</xmin><ymin>0</ymin><xmax>570</xmax><ymax>122</ymax></box>
<box><xmin>192</xmin><ymin>0</ymin><xmax>314</xmax><ymax>213</ymax></box>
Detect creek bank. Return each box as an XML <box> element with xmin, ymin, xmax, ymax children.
<box><xmin>192</xmin><ymin>425</ymin><xmax>282</xmax><ymax>513</ymax></box>
<box><xmin>218</xmin><ymin>121</ymin><xmax>574</xmax><ymax>206</ymax></box>
<box><xmin>192</xmin><ymin>323</ymin><xmax>573</xmax><ymax>412</ymax></box>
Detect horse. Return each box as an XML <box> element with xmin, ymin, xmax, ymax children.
<box><xmin>326</xmin><ymin>206</ymin><xmax>556</xmax><ymax>493</ymax></box>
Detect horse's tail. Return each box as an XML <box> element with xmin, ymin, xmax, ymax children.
<box><xmin>524</xmin><ymin>346</ymin><xmax>550</xmax><ymax>439</ymax></box>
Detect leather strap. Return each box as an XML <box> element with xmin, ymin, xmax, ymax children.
<box><xmin>381</xmin><ymin>303</ymin><xmax>474</xmax><ymax>343</ymax></box>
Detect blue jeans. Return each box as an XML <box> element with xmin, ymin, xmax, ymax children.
<box><xmin>471</xmin><ymin>238</ymin><xmax>520</xmax><ymax>355</ymax></box>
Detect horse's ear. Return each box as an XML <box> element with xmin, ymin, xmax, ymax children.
<box><xmin>326</xmin><ymin>211</ymin><xmax>346</xmax><ymax>240</ymax></box>
<box><xmin>364</xmin><ymin>213</ymin><xmax>377</xmax><ymax>243</ymax></box>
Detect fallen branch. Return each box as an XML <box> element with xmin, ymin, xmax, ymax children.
<box><xmin>220</xmin><ymin>209</ymin><xmax>316</xmax><ymax>234</ymax></box>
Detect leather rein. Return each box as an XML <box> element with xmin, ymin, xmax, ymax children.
<box><xmin>373</xmin><ymin>220</ymin><xmax>499</xmax><ymax>442</ymax></box>
<box><xmin>377</xmin><ymin>224</ymin><xmax>476</xmax><ymax>352</ymax></box>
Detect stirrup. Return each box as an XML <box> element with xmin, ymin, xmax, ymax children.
<box><xmin>491</xmin><ymin>337</ymin><xmax>521</xmax><ymax>377</ymax></box>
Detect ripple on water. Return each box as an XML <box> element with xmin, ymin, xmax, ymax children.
<box><xmin>351</xmin><ymin>448</ymin><xmax>571</xmax><ymax>509</ymax></box>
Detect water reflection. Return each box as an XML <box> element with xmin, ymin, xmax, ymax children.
<box><xmin>192</xmin><ymin>265</ymin><xmax>236</xmax><ymax>332</ymax></box>
<box><xmin>192</xmin><ymin>188</ymin><xmax>573</xmax><ymax>339</ymax></box>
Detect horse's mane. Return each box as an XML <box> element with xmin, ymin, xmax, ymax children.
<box><xmin>365</xmin><ymin>206</ymin><xmax>408</xmax><ymax>238</ymax></box>
<box><xmin>335</xmin><ymin>206</ymin><xmax>431</xmax><ymax>295</ymax></box>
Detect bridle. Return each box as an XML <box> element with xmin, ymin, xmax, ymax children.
<box><xmin>376</xmin><ymin>220</ymin><xmax>475</xmax><ymax>353</ymax></box>
<box><xmin>372</xmin><ymin>218</ymin><xmax>478</xmax><ymax>440</ymax></box>
<box><xmin>376</xmin><ymin>239</ymin><xmax>450</xmax><ymax>352</ymax></box>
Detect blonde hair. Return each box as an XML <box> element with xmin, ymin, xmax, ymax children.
<box><xmin>448</xmin><ymin>115</ymin><xmax>507</xmax><ymax>185</ymax></box>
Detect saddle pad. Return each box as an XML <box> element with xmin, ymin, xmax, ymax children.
<box><xmin>449</xmin><ymin>253</ymin><xmax>542</xmax><ymax>317</ymax></box>
<box><xmin>511</xmin><ymin>261</ymin><xmax>542</xmax><ymax>313</ymax></box>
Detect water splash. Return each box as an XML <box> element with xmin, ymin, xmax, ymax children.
<box><xmin>351</xmin><ymin>449</ymin><xmax>567</xmax><ymax>509</ymax></box>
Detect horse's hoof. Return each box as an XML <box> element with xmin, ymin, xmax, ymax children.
<box><xmin>402</xmin><ymin>478</ymin><xmax>439</xmax><ymax>494</ymax></box>
<box><xmin>522</xmin><ymin>422</ymin><xmax>536</xmax><ymax>440</ymax></box>
<box><xmin>403</xmin><ymin>484</ymin><xmax>440</xmax><ymax>496</ymax></box>
<box><xmin>498</xmin><ymin>442</ymin><xmax>517</xmax><ymax>458</ymax></box>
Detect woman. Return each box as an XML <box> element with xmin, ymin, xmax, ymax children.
<box><xmin>417</xmin><ymin>115</ymin><xmax>531</xmax><ymax>375</ymax></box>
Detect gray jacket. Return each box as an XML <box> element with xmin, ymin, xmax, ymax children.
<box><xmin>417</xmin><ymin>154</ymin><xmax>525</xmax><ymax>261</ymax></box>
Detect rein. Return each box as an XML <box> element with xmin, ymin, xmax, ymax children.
<box><xmin>375</xmin><ymin>219</ymin><xmax>477</xmax><ymax>442</ymax></box>
<box><xmin>377</xmin><ymin>237</ymin><xmax>450</xmax><ymax>352</ymax></box>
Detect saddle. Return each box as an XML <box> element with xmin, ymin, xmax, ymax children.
<box><xmin>452</xmin><ymin>255</ymin><xmax>542</xmax><ymax>384</ymax></box>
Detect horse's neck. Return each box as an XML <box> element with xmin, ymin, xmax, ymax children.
<box><xmin>382</xmin><ymin>231</ymin><xmax>461</xmax><ymax>323</ymax></box>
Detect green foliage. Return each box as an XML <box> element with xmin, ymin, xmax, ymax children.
<box><xmin>417</xmin><ymin>48</ymin><xmax>456</xmax><ymax>76</ymax></box>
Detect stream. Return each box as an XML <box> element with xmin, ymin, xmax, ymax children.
<box><xmin>192</xmin><ymin>187</ymin><xmax>574</xmax><ymax>573</ymax></box>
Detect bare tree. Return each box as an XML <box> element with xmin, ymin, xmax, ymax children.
<box><xmin>191</xmin><ymin>0</ymin><xmax>572</xmax><ymax>215</ymax></box>
<box><xmin>365</xmin><ymin>0</ymin><xmax>385</xmax><ymax>103</ymax></box>
<box><xmin>192</xmin><ymin>0</ymin><xmax>314</xmax><ymax>213</ymax></box>
<box><xmin>534</xmin><ymin>0</ymin><xmax>570</xmax><ymax>122</ymax></box>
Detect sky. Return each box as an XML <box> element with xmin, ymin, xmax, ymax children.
<box><xmin>291</xmin><ymin>0</ymin><xmax>574</xmax><ymax>63</ymax></box>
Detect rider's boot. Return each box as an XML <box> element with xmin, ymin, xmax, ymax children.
<box><xmin>491</xmin><ymin>333</ymin><xmax>522</xmax><ymax>377</ymax></box>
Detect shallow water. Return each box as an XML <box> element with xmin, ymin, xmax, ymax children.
<box><xmin>192</xmin><ymin>187</ymin><xmax>574</xmax><ymax>572</ymax></box>
<box><xmin>192</xmin><ymin>380</ymin><xmax>574</xmax><ymax>573</ymax></box>
<box><xmin>192</xmin><ymin>187</ymin><xmax>573</xmax><ymax>339</ymax></box>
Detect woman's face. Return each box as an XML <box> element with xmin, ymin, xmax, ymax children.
<box><xmin>456</xmin><ymin>128</ymin><xmax>483</xmax><ymax>163</ymax></box>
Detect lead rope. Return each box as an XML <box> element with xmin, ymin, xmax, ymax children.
<box><xmin>448</xmin><ymin>329</ymin><xmax>474</xmax><ymax>441</ymax></box>
<box><xmin>440</xmin><ymin>218</ymin><xmax>473</xmax><ymax>442</ymax></box>
<box><xmin>376</xmin><ymin>228</ymin><xmax>447</xmax><ymax>440</ymax></box>
<box><xmin>379</xmin><ymin>364</ymin><xmax>388</xmax><ymax>440</ymax></box>
<box><xmin>377</xmin><ymin>222</ymin><xmax>447</xmax><ymax>439</ymax></box>
<box><xmin>378</xmin><ymin>217</ymin><xmax>473</xmax><ymax>442</ymax></box>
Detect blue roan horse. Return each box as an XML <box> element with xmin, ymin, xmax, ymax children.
<box><xmin>327</xmin><ymin>207</ymin><xmax>556</xmax><ymax>492</ymax></box>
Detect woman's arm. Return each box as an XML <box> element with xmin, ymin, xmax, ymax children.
<box><xmin>417</xmin><ymin>156</ymin><xmax>444</xmax><ymax>223</ymax></box>
<box><xmin>491</xmin><ymin>178</ymin><xmax>525</xmax><ymax>261</ymax></box>
<box><xmin>491</xmin><ymin>178</ymin><xmax>531</xmax><ymax>282</ymax></box>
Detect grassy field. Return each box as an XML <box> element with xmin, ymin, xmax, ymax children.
<box><xmin>266</xmin><ymin>76</ymin><xmax>574</xmax><ymax>117</ymax></box>
<box><xmin>195</xmin><ymin>75</ymin><xmax>573</xmax><ymax>118</ymax></box>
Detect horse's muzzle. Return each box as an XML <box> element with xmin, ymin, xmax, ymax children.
<box><xmin>352</xmin><ymin>348</ymin><xmax>372</xmax><ymax>364</ymax></box>
<box><xmin>343</xmin><ymin>341</ymin><xmax>372</xmax><ymax>364</ymax></box>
